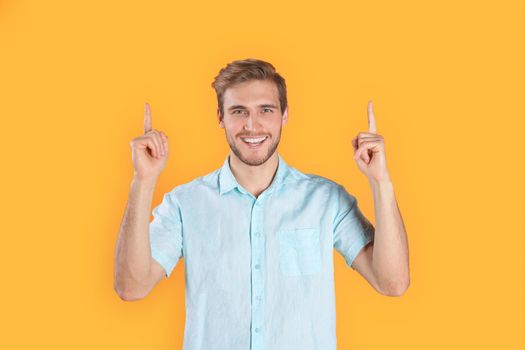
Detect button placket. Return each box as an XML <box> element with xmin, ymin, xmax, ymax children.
<box><xmin>250</xmin><ymin>197</ymin><xmax>265</xmax><ymax>349</ymax></box>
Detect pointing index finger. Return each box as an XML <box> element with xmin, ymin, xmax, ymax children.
<box><xmin>367</xmin><ymin>99</ymin><xmax>377</xmax><ymax>134</ymax></box>
<box><xmin>144</xmin><ymin>102</ymin><xmax>152</xmax><ymax>134</ymax></box>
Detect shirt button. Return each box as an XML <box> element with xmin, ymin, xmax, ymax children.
<box><xmin>256</xmin><ymin>295</ymin><xmax>261</xmax><ymax>301</ymax></box>
<box><xmin>255</xmin><ymin>264</ymin><xmax>260</xmax><ymax>269</ymax></box>
<box><xmin>254</xmin><ymin>232</ymin><xmax>260</xmax><ymax>237</ymax></box>
<box><xmin>255</xmin><ymin>327</ymin><xmax>260</xmax><ymax>333</ymax></box>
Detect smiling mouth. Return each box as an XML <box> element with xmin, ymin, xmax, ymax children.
<box><xmin>241</xmin><ymin>136</ymin><xmax>268</xmax><ymax>148</ymax></box>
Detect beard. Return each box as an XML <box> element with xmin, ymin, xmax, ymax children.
<box><xmin>226</xmin><ymin>125</ymin><xmax>282</xmax><ymax>166</ymax></box>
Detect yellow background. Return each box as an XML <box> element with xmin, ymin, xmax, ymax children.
<box><xmin>1</xmin><ymin>0</ymin><xmax>524</xmax><ymax>349</ymax></box>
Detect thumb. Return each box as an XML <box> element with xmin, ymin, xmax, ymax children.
<box><xmin>160</xmin><ymin>132</ymin><xmax>169</xmax><ymax>153</ymax></box>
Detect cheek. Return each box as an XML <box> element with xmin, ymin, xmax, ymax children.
<box><xmin>226</xmin><ymin>120</ymin><xmax>243</xmax><ymax>130</ymax></box>
<box><xmin>225</xmin><ymin>125</ymin><xmax>240</xmax><ymax>138</ymax></box>
<box><xmin>270</xmin><ymin>121</ymin><xmax>282</xmax><ymax>133</ymax></box>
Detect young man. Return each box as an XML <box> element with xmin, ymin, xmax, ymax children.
<box><xmin>114</xmin><ymin>58</ymin><xmax>410</xmax><ymax>350</ymax></box>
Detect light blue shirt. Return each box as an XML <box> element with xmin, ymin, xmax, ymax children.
<box><xmin>149</xmin><ymin>153</ymin><xmax>375</xmax><ymax>350</ymax></box>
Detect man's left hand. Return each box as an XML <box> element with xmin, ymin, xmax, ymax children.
<box><xmin>351</xmin><ymin>100</ymin><xmax>391</xmax><ymax>183</ymax></box>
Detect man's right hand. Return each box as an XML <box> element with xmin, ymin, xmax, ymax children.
<box><xmin>130</xmin><ymin>102</ymin><xmax>169</xmax><ymax>181</ymax></box>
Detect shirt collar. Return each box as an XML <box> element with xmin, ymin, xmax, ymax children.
<box><xmin>219</xmin><ymin>153</ymin><xmax>291</xmax><ymax>196</ymax></box>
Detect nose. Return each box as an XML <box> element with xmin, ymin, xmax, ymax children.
<box><xmin>244</xmin><ymin>113</ymin><xmax>262</xmax><ymax>131</ymax></box>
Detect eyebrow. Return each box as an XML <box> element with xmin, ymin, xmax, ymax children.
<box><xmin>227</xmin><ymin>104</ymin><xmax>279</xmax><ymax>111</ymax></box>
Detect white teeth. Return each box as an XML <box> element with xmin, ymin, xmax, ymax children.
<box><xmin>242</xmin><ymin>136</ymin><xmax>267</xmax><ymax>144</ymax></box>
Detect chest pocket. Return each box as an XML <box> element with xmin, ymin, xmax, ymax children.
<box><xmin>278</xmin><ymin>228</ymin><xmax>322</xmax><ymax>276</ymax></box>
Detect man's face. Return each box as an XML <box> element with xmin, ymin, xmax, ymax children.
<box><xmin>218</xmin><ymin>79</ymin><xmax>288</xmax><ymax>166</ymax></box>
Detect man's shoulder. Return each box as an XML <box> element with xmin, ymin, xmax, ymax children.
<box><xmin>165</xmin><ymin>166</ymin><xmax>221</xmax><ymax>198</ymax></box>
<box><xmin>285</xmin><ymin>165</ymin><xmax>344</xmax><ymax>193</ymax></box>
<box><xmin>287</xmin><ymin>168</ymin><xmax>359</xmax><ymax>212</ymax></box>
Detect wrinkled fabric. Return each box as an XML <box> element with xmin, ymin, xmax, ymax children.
<box><xmin>149</xmin><ymin>153</ymin><xmax>375</xmax><ymax>350</ymax></box>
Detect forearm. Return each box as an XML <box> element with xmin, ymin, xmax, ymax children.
<box><xmin>114</xmin><ymin>178</ymin><xmax>157</xmax><ymax>299</ymax></box>
<box><xmin>369</xmin><ymin>178</ymin><xmax>410</xmax><ymax>295</ymax></box>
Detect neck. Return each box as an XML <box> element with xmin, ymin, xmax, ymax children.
<box><xmin>229</xmin><ymin>151</ymin><xmax>279</xmax><ymax>198</ymax></box>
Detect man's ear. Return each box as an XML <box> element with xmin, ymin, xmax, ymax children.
<box><xmin>281</xmin><ymin>107</ymin><xmax>288</xmax><ymax>126</ymax></box>
<box><xmin>217</xmin><ymin>107</ymin><xmax>224</xmax><ymax>128</ymax></box>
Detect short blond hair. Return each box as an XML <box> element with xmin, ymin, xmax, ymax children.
<box><xmin>211</xmin><ymin>58</ymin><xmax>287</xmax><ymax>117</ymax></box>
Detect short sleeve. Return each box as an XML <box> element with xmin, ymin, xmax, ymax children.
<box><xmin>149</xmin><ymin>191</ymin><xmax>184</xmax><ymax>278</ymax></box>
<box><xmin>332</xmin><ymin>185</ymin><xmax>375</xmax><ymax>270</ymax></box>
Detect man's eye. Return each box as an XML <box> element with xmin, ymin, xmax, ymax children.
<box><xmin>263</xmin><ymin>108</ymin><xmax>273</xmax><ymax>113</ymax></box>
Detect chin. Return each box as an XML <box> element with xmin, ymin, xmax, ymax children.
<box><xmin>238</xmin><ymin>153</ymin><xmax>270</xmax><ymax>166</ymax></box>
<box><xmin>232</xmin><ymin>142</ymin><xmax>277</xmax><ymax>167</ymax></box>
